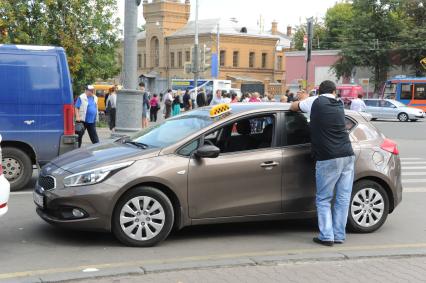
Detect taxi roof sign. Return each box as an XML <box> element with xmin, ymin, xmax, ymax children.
<box><xmin>210</xmin><ymin>103</ymin><xmax>231</xmax><ymax>118</ymax></box>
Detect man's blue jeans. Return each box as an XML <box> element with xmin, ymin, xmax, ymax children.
<box><xmin>315</xmin><ymin>156</ymin><xmax>356</xmax><ymax>242</ymax></box>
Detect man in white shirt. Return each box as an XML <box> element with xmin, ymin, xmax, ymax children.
<box><xmin>350</xmin><ymin>95</ymin><xmax>367</xmax><ymax>112</ymax></box>
<box><xmin>210</xmin><ymin>89</ymin><xmax>224</xmax><ymax>105</ymax></box>
<box><xmin>163</xmin><ymin>89</ymin><xmax>173</xmax><ymax>118</ymax></box>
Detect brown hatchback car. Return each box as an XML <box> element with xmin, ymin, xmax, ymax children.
<box><xmin>34</xmin><ymin>103</ymin><xmax>402</xmax><ymax>247</ymax></box>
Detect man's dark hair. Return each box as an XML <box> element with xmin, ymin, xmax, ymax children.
<box><xmin>358</xmin><ymin>94</ymin><xmax>363</xmax><ymax>99</ymax></box>
<box><xmin>139</xmin><ymin>82</ymin><xmax>145</xmax><ymax>87</ymax></box>
<box><xmin>167</xmin><ymin>89</ymin><xmax>172</xmax><ymax>93</ymax></box>
<box><xmin>318</xmin><ymin>80</ymin><xmax>336</xmax><ymax>95</ymax></box>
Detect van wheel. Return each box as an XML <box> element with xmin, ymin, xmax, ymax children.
<box><xmin>112</xmin><ymin>186</ymin><xmax>174</xmax><ymax>247</ymax></box>
<box><xmin>2</xmin><ymin>147</ymin><xmax>33</xmax><ymax>191</ymax></box>
<box><xmin>347</xmin><ymin>180</ymin><xmax>389</xmax><ymax>233</ymax></box>
<box><xmin>398</xmin><ymin>113</ymin><xmax>409</xmax><ymax>122</ymax></box>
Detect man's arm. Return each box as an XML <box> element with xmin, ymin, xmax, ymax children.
<box><xmin>291</xmin><ymin>95</ymin><xmax>316</xmax><ymax>113</ymax></box>
<box><xmin>290</xmin><ymin>101</ymin><xmax>301</xmax><ymax>112</ymax></box>
<box><xmin>74</xmin><ymin>97</ymin><xmax>81</xmax><ymax>121</ymax></box>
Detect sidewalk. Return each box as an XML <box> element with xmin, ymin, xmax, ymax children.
<box><xmin>71</xmin><ymin>255</ymin><xmax>426</xmax><ymax>283</ymax></box>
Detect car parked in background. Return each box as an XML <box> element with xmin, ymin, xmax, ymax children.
<box><xmin>0</xmin><ymin>135</ymin><xmax>11</xmax><ymax>217</ymax></box>
<box><xmin>364</xmin><ymin>99</ymin><xmax>425</xmax><ymax>122</ymax></box>
<box><xmin>34</xmin><ymin>103</ymin><xmax>402</xmax><ymax>247</ymax></box>
<box><xmin>0</xmin><ymin>44</ymin><xmax>77</xmax><ymax>191</ymax></box>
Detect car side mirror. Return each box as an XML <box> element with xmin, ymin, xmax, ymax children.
<box><xmin>194</xmin><ymin>145</ymin><xmax>220</xmax><ymax>158</ymax></box>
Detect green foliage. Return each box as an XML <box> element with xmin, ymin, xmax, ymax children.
<box><xmin>0</xmin><ymin>0</ymin><xmax>120</xmax><ymax>96</ymax></box>
<box><xmin>322</xmin><ymin>2</ymin><xmax>354</xmax><ymax>50</ymax></box>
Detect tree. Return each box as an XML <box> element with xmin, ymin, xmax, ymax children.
<box><xmin>398</xmin><ymin>0</ymin><xmax>426</xmax><ymax>76</ymax></box>
<box><xmin>322</xmin><ymin>2</ymin><xmax>354</xmax><ymax>50</ymax></box>
<box><xmin>0</xmin><ymin>0</ymin><xmax>120</xmax><ymax>95</ymax></box>
<box><xmin>332</xmin><ymin>0</ymin><xmax>403</xmax><ymax>91</ymax></box>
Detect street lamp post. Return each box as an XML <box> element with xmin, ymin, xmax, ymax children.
<box><xmin>193</xmin><ymin>0</ymin><xmax>199</xmax><ymax>96</ymax></box>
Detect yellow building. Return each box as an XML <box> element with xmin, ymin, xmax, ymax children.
<box><xmin>118</xmin><ymin>0</ymin><xmax>292</xmax><ymax>95</ymax></box>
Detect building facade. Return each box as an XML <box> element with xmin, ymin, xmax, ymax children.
<box><xmin>118</xmin><ymin>0</ymin><xmax>291</xmax><ymax>95</ymax></box>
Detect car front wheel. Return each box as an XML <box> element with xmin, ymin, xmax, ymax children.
<box><xmin>398</xmin><ymin>112</ymin><xmax>409</xmax><ymax>122</ymax></box>
<box><xmin>112</xmin><ymin>186</ymin><xmax>174</xmax><ymax>247</ymax></box>
<box><xmin>347</xmin><ymin>180</ymin><xmax>389</xmax><ymax>233</ymax></box>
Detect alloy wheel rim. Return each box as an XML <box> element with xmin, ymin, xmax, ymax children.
<box><xmin>2</xmin><ymin>157</ymin><xmax>22</xmax><ymax>182</ymax></box>
<box><xmin>400</xmin><ymin>114</ymin><xmax>408</xmax><ymax>121</ymax></box>
<box><xmin>119</xmin><ymin>196</ymin><xmax>165</xmax><ymax>241</ymax></box>
<box><xmin>351</xmin><ymin>187</ymin><xmax>384</xmax><ymax>228</ymax></box>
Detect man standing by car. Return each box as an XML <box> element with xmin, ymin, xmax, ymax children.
<box><xmin>350</xmin><ymin>94</ymin><xmax>367</xmax><ymax>112</ymax></box>
<box><xmin>163</xmin><ymin>89</ymin><xmax>173</xmax><ymax>119</ymax></box>
<box><xmin>75</xmin><ymin>85</ymin><xmax>99</xmax><ymax>148</ymax></box>
<box><xmin>290</xmin><ymin>80</ymin><xmax>355</xmax><ymax>246</ymax></box>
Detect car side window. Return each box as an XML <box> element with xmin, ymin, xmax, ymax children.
<box><xmin>364</xmin><ymin>100</ymin><xmax>377</xmax><ymax>107</ymax></box>
<box><xmin>178</xmin><ymin>139</ymin><xmax>200</xmax><ymax>156</ymax></box>
<box><xmin>345</xmin><ymin>117</ymin><xmax>356</xmax><ymax>131</ymax></box>
<box><xmin>284</xmin><ymin>112</ymin><xmax>310</xmax><ymax>146</ymax></box>
<box><xmin>204</xmin><ymin>114</ymin><xmax>275</xmax><ymax>153</ymax></box>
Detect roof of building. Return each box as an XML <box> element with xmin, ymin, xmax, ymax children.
<box><xmin>168</xmin><ymin>18</ymin><xmax>280</xmax><ymax>40</ymax></box>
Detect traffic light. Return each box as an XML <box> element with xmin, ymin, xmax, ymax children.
<box><xmin>200</xmin><ymin>44</ymin><xmax>212</xmax><ymax>72</ymax></box>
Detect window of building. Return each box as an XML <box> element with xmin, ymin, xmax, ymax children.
<box><xmin>143</xmin><ymin>53</ymin><xmax>146</xmax><ymax>68</ymax></box>
<box><xmin>185</xmin><ymin>50</ymin><xmax>190</xmax><ymax>62</ymax></box>
<box><xmin>170</xmin><ymin>52</ymin><xmax>175</xmax><ymax>68</ymax></box>
<box><xmin>400</xmin><ymin>84</ymin><xmax>412</xmax><ymax>100</ymax></box>
<box><xmin>249</xmin><ymin>52</ymin><xmax>255</xmax><ymax>68</ymax></box>
<box><xmin>277</xmin><ymin>56</ymin><xmax>283</xmax><ymax>70</ymax></box>
<box><xmin>262</xmin><ymin>53</ymin><xmax>267</xmax><ymax>68</ymax></box>
<box><xmin>220</xmin><ymin>50</ymin><xmax>226</xmax><ymax>67</ymax></box>
<box><xmin>233</xmin><ymin>51</ymin><xmax>239</xmax><ymax>67</ymax></box>
<box><xmin>178</xmin><ymin>51</ymin><xmax>182</xmax><ymax>68</ymax></box>
<box><xmin>414</xmin><ymin>84</ymin><xmax>426</xmax><ymax>100</ymax></box>
<box><xmin>137</xmin><ymin>54</ymin><xmax>142</xmax><ymax>69</ymax></box>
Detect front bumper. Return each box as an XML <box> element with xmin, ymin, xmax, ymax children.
<box><xmin>0</xmin><ymin>175</ymin><xmax>10</xmax><ymax>217</ymax></box>
<box><xmin>34</xmin><ymin>180</ymin><xmax>120</xmax><ymax>231</ymax></box>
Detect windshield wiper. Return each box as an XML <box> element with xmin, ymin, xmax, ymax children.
<box><xmin>124</xmin><ymin>140</ymin><xmax>149</xmax><ymax>149</ymax></box>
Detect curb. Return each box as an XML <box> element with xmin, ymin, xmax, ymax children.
<box><xmin>3</xmin><ymin>247</ymin><xmax>426</xmax><ymax>283</ymax></box>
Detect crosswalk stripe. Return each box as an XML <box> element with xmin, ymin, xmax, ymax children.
<box><xmin>401</xmin><ymin>161</ymin><xmax>426</xmax><ymax>165</ymax></box>
<box><xmin>402</xmin><ymin>166</ymin><xmax>426</xmax><ymax>170</ymax></box>
<box><xmin>400</xmin><ymin>157</ymin><xmax>424</xmax><ymax>161</ymax></box>
<box><xmin>404</xmin><ymin>187</ymin><xmax>426</xmax><ymax>193</ymax></box>
<box><xmin>402</xmin><ymin>172</ymin><xmax>426</xmax><ymax>176</ymax></box>
<box><xmin>402</xmin><ymin>179</ymin><xmax>426</xmax><ymax>183</ymax></box>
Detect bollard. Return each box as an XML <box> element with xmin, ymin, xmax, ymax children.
<box><xmin>113</xmin><ymin>89</ymin><xmax>142</xmax><ymax>138</ymax></box>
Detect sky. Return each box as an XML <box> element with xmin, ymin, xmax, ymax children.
<box><xmin>116</xmin><ymin>0</ymin><xmax>341</xmax><ymax>32</ymax></box>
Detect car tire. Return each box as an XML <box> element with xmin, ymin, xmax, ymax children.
<box><xmin>112</xmin><ymin>186</ymin><xmax>174</xmax><ymax>247</ymax></box>
<box><xmin>398</xmin><ymin>112</ymin><xmax>409</xmax><ymax>122</ymax></box>
<box><xmin>2</xmin><ymin>147</ymin><xmax>33</xmax><ymax>191</ymax></box>
<box><xmin>347</xmin><ymin>180</ymin><xmax>389</xmax><ymax>233</ymax></box>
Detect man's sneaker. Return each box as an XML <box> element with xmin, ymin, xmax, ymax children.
<box><xmin>334</xmin><ymin>240</ymin><xmax>344</xmax><ymax>244</ymax></box>
<box><xmin>313</xmin><ymin>237</ymin><xmax>334</xmax><ymax>247</ymax></box>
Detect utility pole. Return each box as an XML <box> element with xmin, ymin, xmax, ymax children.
<box><xmin>305</xmin><ymin>17</ymin><xmax>313</xmax><ymax>90</ymax></box>
<box><xmin>193</xmin><ymin>0</ymin><xmax>199</xmax><ymax>96</ymax></box>
<box><xmin>122</xmin><ymin>0</ymin><xmax>139</xmax><ymax>89</ymax></box>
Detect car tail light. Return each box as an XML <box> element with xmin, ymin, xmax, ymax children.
<box><xmin>381</xmin><ymin>138</ymin><xmax>399</xmax><ymax>155</ymax></box>
<box><xmin>0</xmin><ymin>203</ymin><xmax>6</xmax><ymax>209</ymax></box>
<box><xmin>63</xmin><ymin>104</ymin><xmax>75</xmax><ymax>135</ymax></box>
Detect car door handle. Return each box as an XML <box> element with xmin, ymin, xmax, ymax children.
<box><xmin>260</xmin><ymin>161</ymin><xmax>279</xmax><ymax>168</ymax></box>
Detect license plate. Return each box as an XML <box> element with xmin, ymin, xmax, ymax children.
<box><xmin>33</xmin><ymin>191</ymin><xmax>44</xmax><ymax>208</ymax></box>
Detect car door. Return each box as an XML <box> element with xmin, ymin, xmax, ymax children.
<box><xmin>187</xmin><ymin>113</ymin><xmax>282</xmax><ymax>219</ymax></box>
<box><xmin>281</xmin><ymin>112</ymin><xmax>316</xmax><ymax>212</ymax></box>
<box><xmin>364</xmin><ymin>100</ymin><xmax>380</xmax><ymax>119</ymax></box>
<box><xmin>379</xmin><ymin>100</ymin><xmax>397</xmax><ymax>119</ymax></box>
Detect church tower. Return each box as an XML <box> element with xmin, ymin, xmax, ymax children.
<box><xmin>143</xmin><ymin>0</ymin><xmax>190</xmax><ymax>69</ymax></box>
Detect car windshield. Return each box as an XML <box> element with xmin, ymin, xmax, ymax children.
<box><xmin>390</xmin><ymin>100</ymin><xmax>406</xmax><ymax>107</ymax></box>
<box><xmin>129</xmin><ymin>110</ymin><xmax>213</xmax><ymax>148</ymax></box>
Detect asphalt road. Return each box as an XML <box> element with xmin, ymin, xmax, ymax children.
<box><xmin>1</xmin><ymin>119</ymin><xmax>426</xmax><ymax>282</ymax></box>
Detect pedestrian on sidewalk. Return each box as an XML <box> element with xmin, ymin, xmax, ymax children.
<box><xmin>196</xmin><ymin>89</ymin><xmax>207</xmax><ymax>107</ymax></box>
<box><xmin>249</xmin><ymin>92</ymin><xmax>261</xmax><ymax>102</ymax></box>
<box><xmin>164</xmin><ymin>89</ymin><xmax>173</xmax><ymax>119</ymax></box>
<box><xmin>172</xmin><ymin>94</ymin><xmax>181</xmax><ymax>116</ymax></box>
<box><xmin>210</xmin><ymin>89</ymin><xmax>224</xmax><ymax>105</ymax></box>
<box><xmin>231</xmin><ymin>92</ymin><xmax>239</xmax><ymax>103</ymax></box>
<box><xmin>75</xmin><ymin>85</ymin><xmax>99</xmax><ymax>148</ymax></box>
<box><xmin>183</xmin><ymin>89</ymin><xmax>192</xmax><ymax>111</ymax></box>
<box><xmin>105</xmin><ymin>86</ymin><xmax>117</xmax><ymax>132</ymax></box>
<box><xmin>290</xmin><ymin>80</ymin><xmax>355</xmax><ymax>247</ymax></box>
<box><xmin>139</xmin><ymin>82</ymin><xmax>150</xmax><ymax>128</ymax></box>
<box><xmin>149</xmin><ymin>94</ymin><xmax>160</xmax><ymax>122</ymax></box>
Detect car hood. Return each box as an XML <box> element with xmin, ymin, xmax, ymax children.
<box><xmin>50</xmin><ymin>141</ymin><xmax>161</xmax><ymax>173</ymax></box>
<box><xmin>400</xmin><ymin>106</ymin><xmax>422</xmax><ymax>113</ymax></box>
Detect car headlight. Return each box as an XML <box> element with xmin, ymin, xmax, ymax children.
<box><xmin>63</xmin><ymin>161</ymin><xmax>134</xmax><ymax>187</ymax></box>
